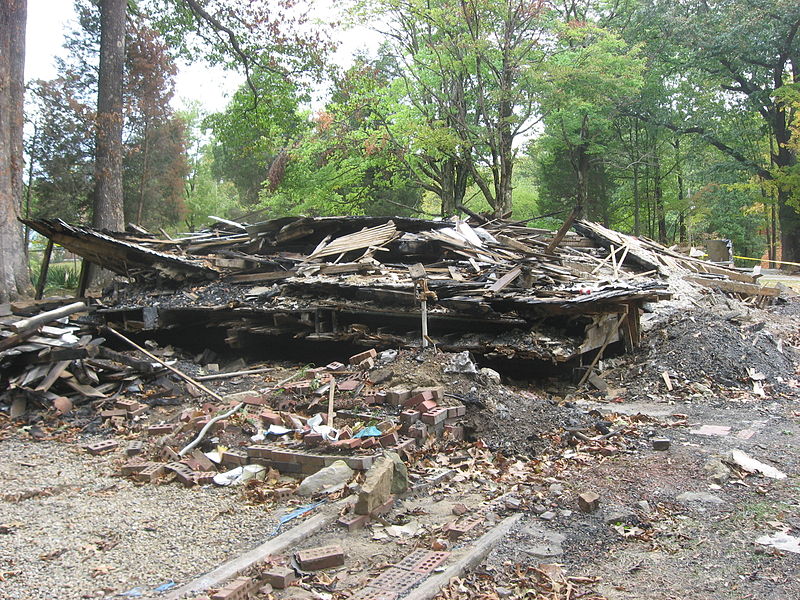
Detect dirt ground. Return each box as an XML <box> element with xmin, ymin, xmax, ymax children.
<box><xmin>1</xmin><ymin>290</ymin><xmax>798</xmax><ymax>600</ymax></box>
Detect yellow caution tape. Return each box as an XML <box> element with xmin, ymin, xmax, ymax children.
<box><xmin>733</xmin><ymin>255</ymin><xmax>800</xmax><ymax>268</ymax></box>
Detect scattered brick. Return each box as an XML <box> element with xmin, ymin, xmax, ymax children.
<box><xmin>126</xmin><ymin>402</ymin><xmax>148</xmax><ymax>417</ymax></box>
<box><xmin>337</xmin><ymin>379</ymin><xmax>361</xmax><ymax>391</ymax></box>
<box><xmin>400</xmin><ymin>410</ymin><xmax>420</xmax><ymax>425</ymax></box>
<box><xmin>272</xmin><ymin>487</ymin><xmax>293</xmax><ymax>500</ymax></box>
<box><xmin>147</xmin><ymin>422</ymin><xmax>174</xmax><ymax>436</ymax></box>
<box><xmin>373</xmin><ymin>391</ymin><xmax>388</xmax><ymax>405</ymax></box>
<box><xmin>447</xmin><ymin>515</ymin><xmax>481</xmax><ymax>540</ymax></box>
<box><xmin>194</xmin><ymin>471</ymin><xmax>217</xmax><ymax>485</ymax></box>
<box><xmin>221</xmin><ymin>450</ymin><xmax>247</xmax><ymax>467</ymax></box>
<box><xmin>159</xmin><ymin>445</ymin><xmax>180</xmax><ymax>462</ymax></box>
<box><xmin>413</xmin><ymin>386</ymin><xmax>444</xmax><ymax>400</ymax></box>
<box><xmin>295</xmin><ymin>545</ymin><xmax>345</xmax><ymax>571</ymax></box>
<box><xmin>325</xmin><ymin>361</ymin><xmax>345</xmax><ymax>371</ymax></box>
<box><xmin>379</xmin><ymin>432</ymin><xmax>399</xmax><ymax>447</ymax></box>
<box><xmin>114</xmin><ymin>399</ymin><xmax>138</xmax><ymax>411</ymax></box>
<box><xmin>416</xmin><ymin>399</ymin><xmax>438</xmax><ymax>413</ymax></box>
<box><xmin>421</xmin><ymin>407</ymin><xmax>448</xmax><ymax>425</ymax></box>
<box><xmin>338</xmin><ymin>513</ymin><xmax>370</xmax><ymax>531</ymax></box>
<box><xmin>344</xmin><ymin>455</ymin><xmax>375</xmax><ymax>470</ymax></box>
<box><xmin>263</xmin><ymin>566</ymin><xmax>295</xmax><ymax>589</ymax></box>
<box><xmin>126</xmin><ymin>440</ymin><xmax>145</xmax><ymax>456</ymax></box>
<box><xmin>135</xmin><ymin>463</ymin><xmax>164</xmax><ymax>482</ymax></box>
<box><xmin>369</xmin><ymin>567</ymin><xmax>423</xmax><ymax>592</ymax></box>
<box><xmin>407</xmin><ymin>422</ymin><xmax>428</xmax><ymax>440</ymax></box>
<box><xmin>85</xmin><ymin>439</ymin><xmax>118</xmax><ymax>455</ymax></box>
<box><xmin>452</xmin><ymin>503</ymin><xmax>469</xmax><ymax>516</ymax></box>
<box><xmin>385</xmin><ymin>388</ymin><xmax>411</xmax><ymax>405</ymax></box>
<box><xmin>100</xmin><ymin>409</ymin><xmax>127</xmax><ymax>419</ymax></box>
<box><xmin>652</xmin><ymin>438</ymin><xmax>671</xmax><ymax>450</ymax></box>
<box><xmin>331</xmin><ymin>438</ymin><xmax>361</xmax><ymax>450</ymax></box>
<box><xmin>210</xmin><ymin>576</ymin><xmax>261</xmax><ymax>600</ymax></box>
<box><xmin>361</xmin><ymin>438</ymin><xmax>378</xmax><ymax>450</ymax></box>
<box><xmin>395</xmin><ymin>549</ymin><xmax>450</xmax><ymax>574</ymax></box>
<box><xmin>120</xmin><ymin>459</ymin><xmax>150</xmax><ymax>475</ymax></box>
<box><xmin>349</xmin><ymin>348</ymin><xmax>377</xmax><ymax>365</ymax></box>
<box><xmin>303</xmin><ymin>432</ymin><xmax>324</xmax><ymax>447</ymax></box>
<box><xmin>578</xmin><ymin>491</ymin><xmax>600</xmax><ymax>512</ymax></box>
<box><xmin>339</xmin><ymin>427</ymin><xmax>353</xmax><ymax>440</ymax></box>
<box><xmin>259</xmin><ymin>411</ymin><xmax>282</xmax><ymax>426</ymax></box>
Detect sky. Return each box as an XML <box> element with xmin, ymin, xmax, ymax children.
<box><xmin>23</xmin><ymin>0</ymin><xmax>381</xmax><ymax>115</ymax></box>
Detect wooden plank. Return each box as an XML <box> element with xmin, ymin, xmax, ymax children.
<box><xmin>487</xmin><ymin>266</ymin><xmax>522</xmax><ymax>292</ymax></box>
<box><xmin>35</xmin><ymin>360</ymin><xmax>72</xmax><ymax>392</ymax></box>
<box><xmin>225</xmin><ymin>271</ymin><xmax>296</xmax><ymax>283</ymax></box>
<box><xmin>685</xmin><ymin>276</ymin><xmax>780</xmax><ymax>297</ymax></box>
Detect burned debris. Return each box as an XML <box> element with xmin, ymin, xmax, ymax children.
<box><xmin>24</xmin><ymin>215</ymin><xmax>691</xmax><ymax>372</ymax></box>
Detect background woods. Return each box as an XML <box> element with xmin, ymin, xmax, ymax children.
<box><xmin>0</xmin><ymin>0</ymin><xmax>798</xmax><ymax>300</ymax></box>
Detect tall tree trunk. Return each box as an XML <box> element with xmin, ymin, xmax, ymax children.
<box><xmin>92</xmin><ymin>0</ymin><xmax>126</xmax><ymax>231</ymax></box>
<box><xmin>440</xmin><ymin>158</ymin><xmax>456</xmax><ymax>218</ymax></box>
<box><xmin>654</xmin><ymin>152</ymin><xmax>667</xmax><ymax>244</ymax></box>
<box><xmin>136</xmin><ymin>120</ymin><xmax>151</xmax><ymax>226</ymax></box>
<box><xmin>632</xmin><ymin>123</ymin><xmax>640</xmax><ymax>236</ymax></box>
<box><xmin>0</xmin><ymin>0</ymin><xmax>32</xmax><ymax>302</ymax></box>
<box><xmin>90</xmin><ymin>0</ymin><xmax>126</xmax><ymax>287</ymax></box>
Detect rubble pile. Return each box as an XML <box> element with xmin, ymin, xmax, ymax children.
<box><xmin>25</xmin><ymin>216</ymin><xmax>682</xmax><ymax>368</ymax></box>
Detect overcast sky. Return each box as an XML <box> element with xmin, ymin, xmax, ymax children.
<box><xmin>23</xmin><ymin>0</ymin><xmax>380</xmax><ymax>115</ymax></box>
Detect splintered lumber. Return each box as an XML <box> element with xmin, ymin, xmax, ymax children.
<box><xmin>10</xmin><ymin>301</ymin><xmax>86</xmax><ymax>334</ymax></box>
<box><xmin>306</xmin><ymin>221</ymin><xmax>399</xmax><ymax>260</ymax></box>
<box><xmin>545</xmin><ymin>205</ymin><xmax>581</xmax><ymax>254</ymax></box>
<box><xmin>685</xmin><ymin>276</ymin><xmax>780</xmax><ymax>297</ymax></box>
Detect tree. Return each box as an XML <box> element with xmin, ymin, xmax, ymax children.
<box><xmin>0</xmin><ymin>0</ymin><xmax>33</xmax><ymax>302</ymax></box>
<box><xmin>365</xmin><ymin>0</ymin><xmax>551</xmax><ymax>217</ymax></box>
<box><xmin>637</xmin><ymin>0</ymin><xmax>800</xmax><ymax>263</ymax></box>
<box><xmin>92</xmin><ymin>0</ymin><xmax>126</xmax><ymax>235</ymax></box>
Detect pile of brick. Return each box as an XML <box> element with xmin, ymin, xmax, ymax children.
<box><xmin>91</xmin><ymin>347</ymin><xmax>468</xmax><ymax>489</ymax></box>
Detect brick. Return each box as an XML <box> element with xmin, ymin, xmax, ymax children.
<box><xmin>159</xmin><ymin>444</ymin><xmax>180</xmax><ymax>462</ymax></box>
<box><xmin>337</xmin><ymin>379</ymin><xmax>361</xmax><ymax>391</ymax></box>
<box><xmin>194</xmin><ymin>471</ymin><xmax>217</xmax><ymax>485</ymax></box>
<box><xmin>210</xmin><ymin>577</ymin><xmax>260</xmax><ymax>600</ymax></box>
<box><xmin>325</xmin><ymin>361</ymin><xmax>346</xmax><ymax>371</ymax></box>
<box><xmin>379</xmin><ymin>432</ymin><xmax>399</xmax><ymax>447</ymax></box>
<box><xmin>135</xmin><ymin>463</ymin><xmax>164</xmax><ymax>482</ymax></box>
<box><xmin>246</xmin><ymin>444</ymin><xmax>273</xmax><ymax>459</ymax></box>
<box><xmin>259</xmin><ymin>411</ymin><xmax>282</xmax><ymax>426</ymax></box>
<box><xmin>361</xmin><ymin>438</ymin><xmax>379</xmax><ymax>449</ymax></box>
<box><xmin>356</xmin><ymin>357</ymin><xmax>375</xmax><ymax>370</ymax></box>
<box><xmin>578</xmin><ymin>491</ymin><xmax>600</xmax><ymax>512</ymax></box>
<box><xmin>395</xmin><ymin>549</ymin><xmax>450</xmax><ymax>574</ymax></box>
<box><xmin>447</xmin><ymin>515</ymin><xmax>481</xmax><ymax>540</ymax></box>
<box><xmin>370</xmin><ymin>567</ymin><xmax>422</xmax><ymax>592</ymax></box>
<box><xmin>114</xmin><ymin>399</ymin><xmax>138</xmax><ymax>411</ymax></box>
<box><xmin>417</xmin><ymin>399</ymin><xmax>438</xmax><ymax>414</ymax></box>
<box><xmin>339</xmin><ymin>427</ymin><xmax>353</xmax><ymax>440</ymax></box>
<box><xmin>338</xmin><ymin>513</ymin><xmax>370</xmax><ymax>531</ymax></box>
<box><xmin>349</xmin><ymin>588</ymin><xmax>398</xmax><ymax>600</ymax></box>
<box><xmin>385</xmin><ymin>389</ymin><xmax>411</xmax><ymax>406</ymax></box>
<box><xmin>331</xmin><ymin>438</ymin><xmax>361</xmax><ymax>450</ymax></box>
<box><xmin>373</xmin><ymin>391</ymin><xmax>387</xmax><ymax>405</ymax></box>
<box><xmin>263</xmin><ymin>460</ymin><xmax>303</xmax><ymax>474</ymax></box>
<box><xmin>369</xmin><ymin>494</ymin><xmax>395</xmax><ymax>517</ymax></box>
<box><xmin>295</xmin><ymin>453</ymin><xmax>326</xmax><ymax>469</ymax></box>
<box><xmin>295</xmin><ymin>545</ymin><xmax>345</xmax><ymax>570</ymax></box>
<box><xmin>413</xmin><ymin>386</ymin><xmax>444</xmax><ymax>401</ymax></box>
<box><xmin>652</xmin><ymin>438</ymin><xmax>670</xmax><ymax>450</ymax></box>
<box><xmin>349</xmin><ymin>348</ymin><xmax>378</xmax><ymax>365</ymax></box>
<box><xmin>126</xmin><ymin>440</ymin><xmax>145</xmax><ymax>456</ymax></box>
<box><xmin>272</xmin><ymin>487</ymin><xmax>294</xmax><ymax>500</ymax></box>
<box><xmin>120</xmin><ymin>459</ymin><xmax>150</xmax><ymax>475</ymax></box>
<box><xmin>270</xmin><ymin>449</ymin><xmax>301</xmax><ymax>463</ymax></box>
<box><xmin>165</xmin><ymin>462</ymin><xmax>196</xmax><ymax>487</ymax></box>
<box><xmin>403</xmin><ymin>391</ymin><xmax>434</xmax><ymax>409</ymax></box>
<box><xmin>126</xmin><ymin>403</ymin><xmax>148</xmax><ymax>417</ymax></box>
<box><xmin>446</xmin><ymin>405</ymin><xmax>466</xmax><ymax>419</ymax></box>
<box><xmin>400</xmin><ymin>410</ymin><xmax>420</xmax><ymax>425</ymax></box>
<box><xmin>221</xmin><ymin>450</ymin><xmax>247</xmax><ymax>467</ymax></box>
<box><xmin>85</xmin><ymin>439</ymin><xmax>118</xmax><ymax>455</ymax></box>
<box><xmin>421</xmin><ymin>407</ymin><xmax>448</xmax><ymax>425</ymax></box>
<box><xmin>148</xmin><ymin>422</ymin><xmax>174</xmax><ymax>436</ymax></box>
<box><xmin>303</xmin><ymin>432</ymin><xmax>324</xmax><ymax>447</ymax></box>
<box><xmin>395</xmin><ymin>438</ymin><xmax>417</xmax><ymax>453</ymax></box>
<box><xmin>263</xmin><ymin>566</ymin><xmax>295</xmax><ymax>589</ymax></box>
<box><xmin>407</xmin><ymin>422</ymin><xmax>428</xmax><ymax>440</ymax></box>
<box><xmin>101</xmin><ymin>409</ymin><xmax>128</xmax><ymax>419</ymax></box>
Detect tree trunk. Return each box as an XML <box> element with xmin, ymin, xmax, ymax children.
<box><xmin>0</xmin><ymin>0</ymin><xmax>32</xmax><ymax>302</ymax></box>
<box><xmin>90</xmin><ymin>0</ymin><xmax>126</xmax><ymax>288</ymax></box>
<box><xmin>654</xmin><ymin>152</ymin><xmax>667</xmax><ymax>244</ymax></box>
<box><xmin>440</xmin><ymin>158</ymin><xmax>456</xmax><ymax>218</ymax></box>
<box><xmin>778</xmin><ymin>189</ymin><xmax>800</xmax><ymax>264</ymax></box>
<box><xmin>136</xmin><ymin>120</ymin><xmax>151</xmax><ymax>226</ymax></box>
<box><xmin>92</xmin><ymin>0</ymin><xmax>126</xmax><ymax>232</ymax></box>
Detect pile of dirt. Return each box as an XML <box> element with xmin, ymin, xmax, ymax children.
<box><xmin>374</xmin><ymin>348</ymin><xmax>585</xmax><ymax>456</ymax></box>
<box><xmin>603</xmin><ymin>296</ymin><xmax>799</xmax><ymax>401</ymax></box>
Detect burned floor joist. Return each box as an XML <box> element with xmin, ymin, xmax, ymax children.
<box><xmin>24</xmin><ymin>213</ymin><xmax>782</xmax><ymax>371</ymax></box>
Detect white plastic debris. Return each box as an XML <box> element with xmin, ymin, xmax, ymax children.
<box><xmin>726</xmin><ymin>449</ymin><xmax>786</xmax><ymax>480</ymax></box>
<box><xmin>755</xmin><ymin>533</ymin><xmax>800</xmax><ymax>554</ymax></box>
